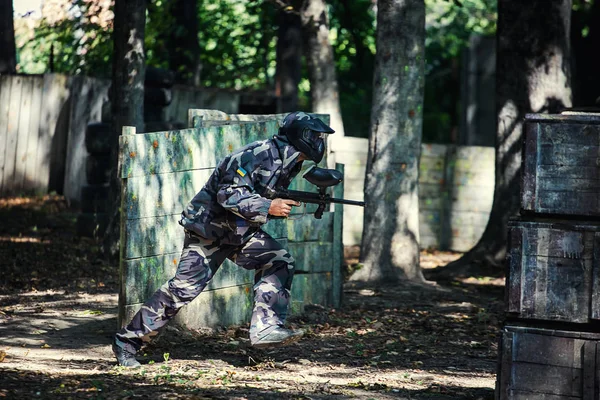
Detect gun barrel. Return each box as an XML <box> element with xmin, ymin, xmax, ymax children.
<box><xmin>329</xmin><ymin>198</ymin><xmax>365</xmax><ymax>207</ymax></box>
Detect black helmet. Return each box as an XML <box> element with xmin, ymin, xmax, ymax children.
<box><xmin>279</xmin><ymin>111</ymin><xmax>335</xmax><ymax>163</ymax></box>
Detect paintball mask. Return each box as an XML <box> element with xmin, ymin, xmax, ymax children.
<box><xmin>279</xmin><ymin>111</ymin><xmax>335</xmax><ymax>163</ymax></box>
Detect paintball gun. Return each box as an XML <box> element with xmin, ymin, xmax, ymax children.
<box><xmin>266</xmin><ymin>166</ymin><xmax>365</xmax><ymax>219</ymax></box>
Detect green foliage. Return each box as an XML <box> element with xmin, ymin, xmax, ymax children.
<box><xmin>196</xmin><ymin>0</ymin><xmax>278</xmax><ymax>89</ymax></box>
<box><xmin>422</xmin><ymin>0</ymin><xmax>497</xmax><ymax>143</ymax></box>
<box><xmin>425</xmin><ymin>0</ymin><xmax>497</xmax><ymax>73</ymax></box>
<box><xmin>14</xmin><ymin>0</ymin><xmax>498</xmax><ymax>141</ymax></box>
<box><xmin>16</xmin><ymin>1</ymin><xmax>113</xmax><ymax>77</ymax></box>
<box><xmin>329</xmin><ymin>0</ymin><xmax>377</xmax><ymax>138</ymax></box>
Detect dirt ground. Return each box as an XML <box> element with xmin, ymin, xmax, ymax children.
<box><xmin>0</xmin><ymin>196</ymin><xmax>505</xmax><ymax>399</ymax></box>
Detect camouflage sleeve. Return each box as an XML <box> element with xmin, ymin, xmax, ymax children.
<box><xmin>215</xmin><ymin>150</ymin><xmax>273</xmax><ymax>224</ymax></box>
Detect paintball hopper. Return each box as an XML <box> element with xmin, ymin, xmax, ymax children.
<box><xmin>303</xmin><ymin>167</ymin><xmax>343</xmax><ymax>188</ymax></box>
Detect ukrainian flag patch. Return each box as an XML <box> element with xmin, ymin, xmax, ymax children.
<box><xmin>236</xmin><ymin>167</ymin><xmax>247</xmax><ymax>177</ymax></box>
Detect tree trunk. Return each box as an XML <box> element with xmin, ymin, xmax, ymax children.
<box><xmin>166</xmin><ymin>0</ymin><xmax>201</xmax><ymax>85</ymax></box>
<box><xmin>0</xmin><ymin>0</ymin><xmax>17</xmax><ymax>74</ymax></box>
<box><xmin>276</xmin><ymin>9</ymin><xmax>302</xmax><ymax>112</ymax></box>
<box><xmin>352</xmin><ymin>0</ymin><xmax>426</xmax><ymax>284</ymax></box>
<box><xmin>571</xmin><ymin>0</ymin><xmax>600</xmax><ymax>107</ymax></box>
<box><xmin>300</xmin><ymin>0</ymin><xmax>345</xmax><ymax>136</ymax></box>
<box><xmin>429</xmin><ymin>0</ymin><xmax>572</xmax><ymax>280</ymax></box>
<box><xmin>103</xmin><ymin>0</ymin><xmax>146</xmax><ymax>260</ymax></box>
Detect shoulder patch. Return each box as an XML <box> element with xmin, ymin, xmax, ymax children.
<box><xmin>236</xmin><ymin>167</ymin><xmax>247</xmax><ymax>177</ymax></box>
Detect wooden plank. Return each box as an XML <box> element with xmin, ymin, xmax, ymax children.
<box><xmin>496</xmin><ymin>329</ymin><xmax>513</xmax><ymax>400</ymax></box>
<box><xmin>124</xmin><ymin>169</ymin><xmax>213</xmax><ymax>219</ymax></box>
<box><xmin>123</xmin><ymin>166</ymin><xmax>321</xmax><ymax>220</ymax></box>
<box><xmin>520</xmin><ymin>227</ymin><xmax>589</xmax><ymax>258</ymax></box>
<box><xmin>124</xmin><ymin>213</ymin><xmax>299</xmax><ymax>259</ymax></box>
<box><xmin>13</xmin><ymin>77</ymin><xmax>34</xmax><ymax>193</ymax></box>
<box><xmin>507</xmin><ymin>226</ymin><xmax>523</xmax><ymax>313</ymax></box>
<box><xmin>123</xmin><ymin>254</ymin><xmax>253</xmax><ymax>305</ymax></box>
<box><xmin>507</xmin><ymin>390</ymin><xmax>580</xmax><ymax>400</ymax></box>
<box><xmin>592</xmin><ymin>232</ymin><xmax>600</xmax><ymax>320</ymax></box>
<box><xmin>582</xmin><ymin>341</ymin><xmax>596</xmax><ymax>400</ymax></box>
<box><xmin>511</xmin><ymin>362</ymin><xmax>582</xmax><ymax>397</ymax></box>
<box><xmin>539</xmin><ymin>122</ymin><xmax>600</xmax><ymax>145</ymax></box>
<box><xmin>289</xmin><ymin>272</ymin><xmax>333</xmax><ymax>314</ymax></box>
<box><xmin>0</xmin><ymin>76</ymin><xmax>11</xmax><ymax>193</ymax></box>
<box><xmin>448</xmin><ymin>211</ymin><xmax>490</xmax><ymax>228</ymax></box>
<box><xmin>286</xmin><ymin>213</ymin><xmax>333</xmax><ymax>242</ymax></box>
<box><xmin>513</xmin><ymin>331</ymin><xmax>583</xmax><ymax>368</ymax></box>
<box><xmin>23</xmin><ymin>76</ymin><xmax>43</xmax><ymax>192</ymax></box>
<box><xmin>188</xmin><ymin>109</ymin><xmax>330</xmax><ymax>125</ymax></box>
<box><xmin>519</xmin><ymin>256</ymin><xmax>592</xmax><ymax>322</ymax></box>
<box><xmin>288</xmin><ymin>242</ymin><xmax>334</xmax><ymax>273</ymax></box>
<box><xmin>537</xmin><ymin>191</ymin><xmax>600</xmax><ymax>216</ymax></box>
<box><xmin>538</xmin><ymin>177</ymin><xmax>600</xmax><ymax>191</ymax></box>
<box><xmin>119</xmin><ymin>120</ymin><xmax>281</xmax><ymax>178</ymax></box>
<box><xmin>39</xmin><ymin>74</ymin><xmax>69</xmax><ymax>194</ymax></box>
<box><xmin>538</xmin><ymin>165</ymin><xmax>599</xmax><ymax>180</ymax></box>
<box><xmin>539</xmin><ymin>143</ymin><xmax>598</xmax><ymax>167</ymax></box>
<box><xmin>121</xmin><ymin>284</ymin><xmax>254</xmax><ymax>330</ymax></box>
<box><xmin>124</xmin><ymin>214</ymin><xmax>185</xmax><ymax>259</ymax></box>
<box><xmin>2</xmin><ymin>76</ymin><xmax>23</xmax><ymax>194</ymax></box>
<box><xmin>420</xmin><ymin>143</ymin><xmax>447</xmax><ymax>157</ymax></box>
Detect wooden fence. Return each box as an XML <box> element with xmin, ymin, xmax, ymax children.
<box><xmin>0</xmin><ymin>74</ymin><xmax>70</xmax><ymax>195</ymax></box>
<box><xmin>118</xmin><ymin>113</ymin><xmax>343</xmax><ymax>329</ymax></box>
<box><xmin>0</xmin><ymin>74</ymin><xmax>256</xmax><ymax>200</ymax></box>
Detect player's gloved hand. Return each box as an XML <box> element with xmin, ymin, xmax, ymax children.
<box><xmin>268</xmin><ymin>199</ymin><xmax>300</xmax><ymax>217</ymax></box>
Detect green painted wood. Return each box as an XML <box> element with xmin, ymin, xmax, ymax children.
<box><xmin>286</xmin><ymin>213</ymin><xmax>333</xmax><ymax>242</ymax></box>
<box><xmin>119</xmin><ymin>111</ymin><xmax>342</xmax><ymax>330</ymax></box>
<box><xmin>123</xmin><ymin>214</ymin><xmax>184</xmax><ymax>259</ymax></box>
<box><xmin>123</xmin><ymin>213</ymin><xmax>291</xmax><ymax>260</ymax></box>
<box><xmin>187</xmin><ymin>109</ymin><xmax>330</xmax><ymax>128</ymax></box>
<box><xmin>419</xmin><ymin>183</ymin><xmax>446</xmax><ymax>210</ymax></box>
<box><xmin>119</xmin><ymin>120</ymin><xmax>281</xmax><ymax>178</ymax></box>
<box><xmin>289</xmin><ymin>273</ymin><xmax>333</xmax><ymax>314</ymax></box>
<box><xmin>174</xmin><ymin>284</ymin><xmax>254</xmax><ymax>329</ymax></box>
<box><xmin>123</xmin><ymin>164</ymin><xmax>322</xmax><ymax>220</ymax></box>
<box><xmin>288</xmin><ymin>242</ymin><xmax>334</xmax><ymax>273</ymax></box>
<box><xmin>123</xmin><ymin>254</ymin><xmax>253</xmax><ymax>305</ymax></box>
<box><xmin>121</xmin><ymin>284</ymin><xmax>254</xmax><ymax>330</ymax></box>
<box><xmin>124</xmin><ymin>169</ymin><xmax>213</xmax><ymax>219</ymax></box>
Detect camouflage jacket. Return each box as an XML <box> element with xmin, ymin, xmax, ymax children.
<box><xmin>179</xmin><ymin>135</ymin><xmax>304</xmax><ymax>245</ymax></box>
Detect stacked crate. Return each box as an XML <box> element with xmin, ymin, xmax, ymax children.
<box><xmin>496</xmin><ymin>112</ymin><xmax>600</xmax><ymax>400</ymax></box>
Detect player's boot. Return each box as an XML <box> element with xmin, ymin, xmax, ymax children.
<box><xmin>251</xmin><ymin>326</ymin><xmax>304</xmax><ymax>349</ymax></box>
<box><xmin>112</xmin><ymin>343</ymin><xmax>141</xmax><ymax>368</ymax></box>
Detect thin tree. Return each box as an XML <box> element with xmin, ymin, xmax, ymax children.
<box><xmin>165</xmin><ymin>0</ymin><xmax>202</xmax><ymax>85</ymax></box>
<box><xmin>0</xmin><ymin>0</ymin><xmax>17</xmax><ymax>74</ymax></box>
<box><xmin>351</xmin><ymin>0</ymin><xmax>426</xmax><ymax>283</ymax></box>
<box><xmin>431</xmin><ymin>0</ymin><xmax>572</xmax><ymax>279</ymax></box>
<box><xmin>276</xmin><ymin>8</ymin><xmax>303</xmax><ymax>112</ymax></box>
<box><xmin>300</xmin><ymin>0</ymin><xmax>345</xmax><ymax>136</ymax></box>
<box><xmin>104</xmin><ymin>0</ymin><xmax>147</xmax><ymax>259</ymax></box>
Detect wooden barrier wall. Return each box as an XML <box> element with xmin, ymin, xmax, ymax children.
<box><xmin>334</xmin><ymin>138</ymin><xmax>494</xmax><ymax>252</ymax></box>
<box><xmin>118</xmin><ymin>115</ymin><xmax>343</xmax><ymax>329</ymax></box>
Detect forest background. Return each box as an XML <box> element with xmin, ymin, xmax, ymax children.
<box><xmin>11</xmin><ymin>0</ymin><xmax>502</xmax><ymax>142</ymax></box>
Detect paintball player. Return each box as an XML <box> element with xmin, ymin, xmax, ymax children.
<box><xmin>112</xmin><ymin>111</ymin><xmax>335</xmax><ymax>367</ymax></box>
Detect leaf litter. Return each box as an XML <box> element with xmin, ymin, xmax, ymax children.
<box><xmin>0</xmin><ymin>195</ymin><xmax>502</xmax><ymax>399</ymax></box>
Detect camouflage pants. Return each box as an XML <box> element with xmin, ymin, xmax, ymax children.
<box><xmin>115</xmin><ymin>229</ymin><xmax>295</xmax><ymax>354</ymax></box>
